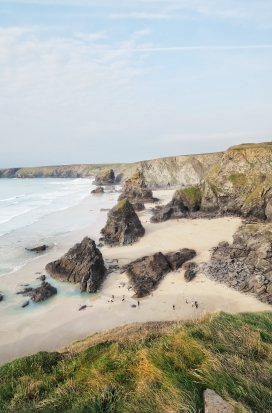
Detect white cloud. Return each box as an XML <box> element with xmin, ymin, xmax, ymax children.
<box><xmin>109</xmin><ymin>12</ymin><xmax>172</xmax><ymax>20</ymax></box>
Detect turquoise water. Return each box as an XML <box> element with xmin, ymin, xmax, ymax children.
<box><xmin>0</xmin><ymin>178</ymin><xmax>98</xmax><ymax>276</ymax></box>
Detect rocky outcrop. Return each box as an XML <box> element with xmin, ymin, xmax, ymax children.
<box><xmin>126</xmin><ymin>252</ymin><xmax>171</xmax><ymax>297</ymax></box>
<box><xmin>91</xmin><ymin>186</ymin><xmax>104</xmax><ymax>194</ymax></box>
<box><xmin>126</xmin><ymin>249</ymin><xmax>196</xmax><ymax>297</ymax></box>
<box><xmin>184</xmin><ymin>262</ymin><xmax>198</xmax><ymax>282</ymax></box>
<box><xmin>151</xmin><ymin>186</ymin><xmax>204</xmax><ymax>222</ymax></box>
<box><xmin>152</xmin><ymin>142</ymin><xmax>272</xmax><ymax>222</ymax></box>
<box><xmin>93</xmin><ymin>169</ymin><xmax>115</xmax><ymax>186</ymax></box>
<box><xmin>26</xmin><ymin>245</ymin><xmax>49</xmax><ymax>252</ymax></box>
<box><xmin>16</xmin><ymin>287</ymin><xmax>33</xmax><ymax>296</ymax></box>
<box><xmin>200</xmin><ymin>142</ymin><xmax>272</xmax><ymax>220</ymax></box>
<box><xmin>30</xmin><ymin>282</ymin><xmax>57</xmax><ymax>302</ymax></box>
<box><xmin>118</xmin><ymin>171</ymin><xmax>156</xmax><ymax>204</ymax></box>
<box><xmin>37</xmin><ymin>274</ymin><xmax>46</xmax><ymax>281</ymax></box>
<box><xmin>165</xmin><ymin>249</ymin><xmax>196</xmax><ymax>270</ymax></box>
<box><xmin>202</xmin><ymin>223</ymin><xmax>272</xmax><ymax>304</ymax></box>
<box><xmin>45</xmin><ymin>237</ymin><xmax>106</xmax><ymax>293</ymax></box>
<box><xmin>100</xmin><ymin>199</ymin><xmax>145</xmax><ymax>245</ymax></box>
<box><xmin>204</xmin><ymin>389</ymin><xmax>234</xmax><ymax>413</ymax></box>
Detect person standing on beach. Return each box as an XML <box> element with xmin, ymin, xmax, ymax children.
<box><xmin>138</xmin><ymin>301</ymin><xmax>140</xmax><ymax>308</ymax></box>
<box><xmin>173</xmin><ymin>304</ymin><xmax>175</xmax><ymax>310</ymax></box>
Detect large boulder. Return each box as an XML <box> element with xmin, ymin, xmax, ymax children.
<box><xmin>45</xmin><ymin>237</ymin><xmax>106</xmax><ymax>293</ymax></box>
<box><xmin>30</xmin><ymin>282</ymin><xmax>57</xmax><ymax>302</ymax></box>
<box><xmin>101</xmin><ymin>199</ymin><xmax>145</xmax><ymax>245</ymax></box>
<box><xmin>204</xmin><ymin>389</ymin><xmax>234</xmax><ymax>413</ymax></box>
<box><xmin>165</xmin><ymin>249</ymin><xmax>196</xmax><ymax>270</ymax></box>
<box><xmin>93</xmin><ymin>169</ymin><xmax>115</xmax><ymax>186</ymax></box>
<box><xmin>126</xmin><ymin>252</ymin><xmax>171</xmax><ymax>297</ymax></box>
<box><xmin>26</xmin><ymin>245</ymin><xmax>49</xmax><ymax>252</ymax></box>
<box><xmin>118</xmin><ymin>171</ymin><xmax>155</xmax><ymax>204</ymax></box>
<box><xmin>91</xmin><ymin>186</ymin><xmax>104</xmax><ymax>194</ymax></box>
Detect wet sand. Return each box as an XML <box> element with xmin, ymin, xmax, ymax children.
<box><xmin>0</xmin><ymin>190</ymin><xmax>270</xmax><ymax>365</ymax></box>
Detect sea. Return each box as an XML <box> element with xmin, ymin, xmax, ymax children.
<box><xmin>0</xmin><ymin>178</ymin><xmax>115</xmax><ymax>277</ymax></box>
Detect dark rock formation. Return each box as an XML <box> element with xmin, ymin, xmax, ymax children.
<box><xmin>126</xmin><ymin>252</ymin><xmax>171</xmax><ymax>297</ymax></box>
<box><xmin>79</xmin><ymin>305</ymin><xmax>87</xmax><ymax>311</ymax></box>
<box><xmin>0</xmin><ymin>294</ymin><xmax>3</xmax><ymax>302</ymax></box>
<box><xmin>101</xmin><ymin>199</ymin><xmax>145</xmax><ymax>245</ymax></box>
<box><xmin>45</xmin><ymin>237</ymin><xmax>106</xmax><ymax>293</ymax></box>
<box><xmin>118</xmin><ymin>171</ymin><xmax>156</xmax><ymax>204</ymax></box>
<box><xmin>151</xmin><ymin>187</ymin><xmax>204</xmax><ymax>222</ymax></box>
<box><xmin>22</xmin><ymin>301</ymin><xmax>29</xmax><ymax>308</ymax></box>
<box><xmin>30</xmin><ymin>282</ymin><xmax>57</xmax><ymax>302</ymax></box>
<box><xmin>26</xmin><ymin>245</ymin><xmax>49</xmax><ymax>252</ymax></box>
<box><xmin>204</xmin><ymin>389</ymin><xmax>234</xmax><ymax>413</ymax></box>
<box><xmin>133</xmin><ymin>202</ymin><xmax>145</xmax><ymax>212</ymax></box>
<box><xmin>184</xmin><ymin>262</ymin><xmax>198</xmax><ymax>282</ymax></box>
<box><xmin>37</xmin><ymin>274</ymin><xmax>46</xmax><ymax>281</ymax></box>
<box><xmin>126</xmin><ymin>249</ymin><xmax>196</xmax><ymax>297</ymax></box>
<box><xmin>202</xmin><ymin>223</ymin><xmax>272</xmax><ymax>304</ymax></box>
<box><xmin>91</xmin><ymin>186</ymin><xmax>104</xmax><ymax>194</ymax></box>
<box><xmin>93</xmin><ymin>169</ymin><xmax>115</xmax><ymax>186</ymax></box>
<box><xmin>165</xmin><ymin>249</ymin><xmax>196</xmax><ymax>270</ymax></box>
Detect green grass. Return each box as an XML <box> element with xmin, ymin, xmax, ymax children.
<box><xmin>112</xmin><ymin>198</ymin><xmax>133</xmax><ymax>212</ymax></box>
<box><xmin>1</xmin><ymin>312</ymin><xmax>272</xmax><ymax>413</ymax></box>
<box><xmin>229</xmin><ymin>142</ymin><xmax>272</xmax><ymax>151</ymax></box>
<box><xmin>227</xmin><ymin>174</ymin><xmax>247</xmax><ymax>187</ymax></box>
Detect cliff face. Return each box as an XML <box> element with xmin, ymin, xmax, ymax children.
<box><xmin>202</xmin><ymin>143</ymin><xmax>272</xmax><ymax>220</ymax></box>
<box><xmin>152</xmin><ymin>142</ymin><xmax>272</xmax><ymax>222</ymax></box>
<box><xmin>0</xmin><ymin>152</ymin><xmax>222</xmax><ymax>187</ymax></box>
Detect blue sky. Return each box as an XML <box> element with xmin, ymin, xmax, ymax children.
<box><xmin>1</xmin><ymin>0</ymin><xmax>272</xmax><ymax>167</ymax></box>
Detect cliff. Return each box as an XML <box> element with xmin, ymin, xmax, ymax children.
<box><xmin>0</xmin><ymin>151</ymin><xmax>222</xmax><ymax>187</ymax></box>
<box><xmin>152</xmin><ymin>142</ymin><xmax>272</xmax><ymax>222</ymax></box>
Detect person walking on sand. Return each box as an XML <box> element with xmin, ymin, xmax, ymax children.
<box><xmin>191</xmin><ymin>301</ymin><xmax>194</xmax><ymax>307</ymax></box>
<box><xmin>112</xmin><ymin>295</ymin><xmax>114</xmax><ymax>300</ymax></box>
<box><xmin>138</xmin><ymin>301</ymin><xmax>140</xmax><ymax>308</ymax></box>
<box><xmin>173</xmin><ymin>304</ymin><xmax>175</xmax><ymax>310</ymax></box>
<box><xmin>186</xmin><ymin>299</ymin><xmax>188</xmax><ymax>304</ymax></box>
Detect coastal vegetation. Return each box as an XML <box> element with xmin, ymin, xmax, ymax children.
<box><xmin>1</xmin><ymin>311</ymin><xmax>272</xmax><ymax>412</ymax></box>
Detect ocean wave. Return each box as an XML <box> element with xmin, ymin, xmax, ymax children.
<box><xmin>0</xmin><ymin>194</ymin><xmax>26</xmax><ymax>202</ymax></box>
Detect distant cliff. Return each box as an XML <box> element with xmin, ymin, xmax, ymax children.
<box><xmin>0</xmin><ymin>151</ymin><xmax>222</xmax><ymax>187</ymax></box>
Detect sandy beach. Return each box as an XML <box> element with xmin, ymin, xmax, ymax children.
<box><xmin>0</xmin><ymin>189</ymin><xmax>270</xmax><ymax>365</ymax></box>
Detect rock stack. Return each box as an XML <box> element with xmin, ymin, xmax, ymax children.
<box><xmin>93</xmin><ymin>169</ymin><xmax>115</xmax><ymax>186</ymax></box>
<box><xmin>100</xmin><ymin>199</ymin><xmax>145</xmax><ymax>245</ymax></box>
<box><xmin>45</xmin><ymin>237</ymin><xmax>106</xmax><ymax>293</ymax></box>
<box><xmin>118</xmin><ymin>171</ymin><xmax>156</xmax><ymax>206</ymax></box>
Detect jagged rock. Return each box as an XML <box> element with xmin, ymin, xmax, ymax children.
<box><xmin>30</xmin><ymin>282</ymin><xmax>57</xmax><ymax>302</ymax></box>
<box><xmin>45</xmin><ymin>237</ymin><xmax>106</xmax><ymax>293</ymax></box>
<box><xmin>126</xmin><ymin>252</ymin><xmax>171</xmax><ymax>297</ymax></box>
<box><xmin>101</xmin><ymin>199</ymin><xmax>145</xmax><ymax>245</ymax></box>
<box><xmin>165</xmin><ymin>249</ymin><xmax>196</xmax><ymax>270</ymax></box>
<box><xmin>184</xmin><ymin>262</ymin><xmax>198</xmax><ymax>282</ymax></box>
<box><xmin>133</xmin><ymin>202</ymin><xmax>145</xmax><ymax>212</ymax></box>
<box><xmin>0</xmin><ymin>294</ymin><xmax>3</xmax><ymax>302</ymax></box>
<box><xmin>202</xmin><ymin>223</ymin><xmax>272</xmax><ymax>304</ymax></box>
<box><xmin>91</xmin><ymin>186</ymin><xmax>104</xmax><ymax>194</ymax></box>
<box><xmin>37</xmin><ymin>274</ymin><xmax>46</xmax><ymax>281</ymax></box>
<box><xmin>22</xmin><ymin>301</ymin><xmax>29</xmax><ymax>308</ymax></box>
<box><xmin>204</xmin><ymin>389</ymin><xmax>234</xmax><ymax>413</ymax></box>
<box><xmin>26</xmin><ymin>245</ymin><xmax>49</xmax><ymax>252</ymax></box>
<box><xmin>93</xmin><ymin>169</ymin><xmax>115</xmax><ymax>186</ymax></box>
<box><xmin>151</xmin><ymin>187</ymin><xmax>203</xmax><ymax>222</ymax></box>
<box><xmin>118</xmin><ymin>171</ymin><xmax>156</xmax><ymax>204</ymax></box>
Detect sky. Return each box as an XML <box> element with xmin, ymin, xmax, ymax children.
<box><xmin>1</xmin><ymin>1</ymin><xmax>272</xmax><ymax>167</ymax></box>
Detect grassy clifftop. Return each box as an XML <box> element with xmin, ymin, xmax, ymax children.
<box><xmin>1</xmin><ymin>311</ymin><xmax>272</xmax><ymax>412</ymax></box>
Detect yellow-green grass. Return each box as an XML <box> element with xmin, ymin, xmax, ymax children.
<box><xmin>1</xmin><ymin>312</ymin><xmax>272</xmax><ymax>412</ymax></box>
